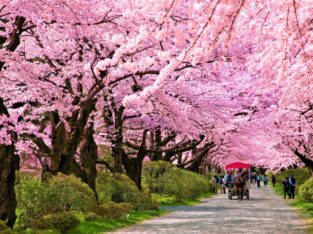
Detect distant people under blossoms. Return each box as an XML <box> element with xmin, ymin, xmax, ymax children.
<box><xmin>263</xmin><ymin>175</ymin><xmax>268</xmax><ymax>186</ymax></box>
<box><xmin>211</xmin><ymin>175</ymin><xmax>218</xmax><ymax>194</ymax></box>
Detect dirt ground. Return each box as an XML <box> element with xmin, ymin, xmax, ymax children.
<box><xmin>109</xmin><ymin>184</ymin><xmax>308</xmax><ymax>234</ymax></box>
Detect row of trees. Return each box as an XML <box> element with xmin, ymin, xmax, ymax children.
<box><xmin>1</xmin><ymin>0</ymin><xmax>313</xmax><ymax>228</ymax></box>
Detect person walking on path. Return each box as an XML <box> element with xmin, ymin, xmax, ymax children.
<box><xmin>271</xmin><ymin>175</ymin><xmax>276</xmax><ymax>187</ymax></box>
<box><xmin>288</xmin><ymin>175</ymin><xmax>296</xmax><ymax>199</ymax></box>
<box><xmin>256</xmin><ymin>174</ymin><xmax>261</xmax><ymax>187</ymax></box>
<box><xmin>225</xmin><ymin>171</ymin><xmax>233</xmax><ymax>187</ymax></box>
<box><xmin>263</xmin><ymin>175</ymin><xmax>268</xmax><ymax>186</ymax></box>
<box><xmin>211</xmin><ymin>175</ymin><xmax>218</xmax><ymax>194</ymax></box>
<box><xmin>282</xmin><ymin>177</ymin><xmax>290</xmax><ymax>199</ymax></box>
<box><xmin>219</xmin><ymin>175</ymin><xmax>225</xmax><ymax>194</ymax></box>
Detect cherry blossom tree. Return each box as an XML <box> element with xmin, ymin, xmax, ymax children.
<box><xmin>2</xmin><ymin>0</ymin><xmax>313</xmax><ymax>228</ymax></box>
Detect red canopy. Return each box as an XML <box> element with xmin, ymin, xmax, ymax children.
<box><xmin>225</xmin><ymin>162</ymin><xmax>251</xmax><ymax>170</ymax></box>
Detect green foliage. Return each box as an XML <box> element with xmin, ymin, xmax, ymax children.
<box><xmin>31</xmin><ymin>212</ymin><xmax>80</xmax><ymax>233</ymax></box>
<box><xmin>299</xmin><ymin>178</ymin><xmax>313</xmax><ymax>202</ymax></box>
<box><xmin>84</xmin><ymin>212</ymin><xmax>98</xmax><ymax>221</ymax></box>
<box><xmin>96</xmin><ymin>172</ymin><xmax>157</xmax><ymax>210</ymax></box>
<box><xmin>95</xmin><ymin>202</ymin><xmax>134</xmax><ymax>218</ymax></box>
<box><xmin>47</xmin><ymin>174</ymin><xmax>97</xmax><ymax>212</ymax></box>
<box><xmin>16</xmin><ymin>173</ymin><xmax>96</xmax><ymax>229</ymax></box>
<box><xmin>143</xmin><ymin>161</ymin><xmax>211</xmax><ymax>201</ymax></box>
<box><xmin>0</xmin><ymin>220</ymin><xmax>14</xmax><ymax>234</ymax></box>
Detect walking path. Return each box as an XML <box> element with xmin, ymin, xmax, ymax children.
<box><xmin>109</xmin><ymin>185</ymin><xmax>308</xmax><ymax>234</ymax></box>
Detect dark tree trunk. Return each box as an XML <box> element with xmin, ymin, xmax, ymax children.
<box><xmin>0</xmin><ymin>16</ymin><xmax>26</xmax><ymax>71</ymax></box>
<box><xmin>0</xmin><ymin>144</ymin><xmax>19</xmax><ymax>228</ymax></box>
<box><xmin>122</xmin><ymin>130</ymin><xmax>148</xmax><ymax>190</ymax></box>
<box><xmin>183</xmin><ymin>142</ymin><xmax>215</xmax><ymax>173</ymax></box>
<box><xmin>294</xmin><ymin>150</ymin><xmax>313</xmax><ymax>176</ymax></box>
<box><xmin>0</xmin><ymin>15</ymin><xmax>26</xmax><ymax>228</ymax></box>
<box><xmin>185</xmin><ymin>160</ymin><xmax>202</xmax><ymax>173</ymax></box>
<box><xmin>111</xmin><ymin>106</ymin><xmax>124</xmax><ymax>173</ymax></box>
<box><xmin>80</xmin><ymin>124</ymin><xmax>99</xmax><ymax>201</ymax></box>
<box><xmin>122</xmin><ymin>152</ymin><xmax>145</xmax><ymax>190</ymax></box>
<box><xmin>151</xmin><ymin>129</ymin><xmax>162</xmax><ymax>161</ymax></box>
<box><xmin>33</xmin><ymin>100</ymin><xmax>96</xmax><ymax>188</ymax></box>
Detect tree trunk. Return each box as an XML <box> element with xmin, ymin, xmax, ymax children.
<box><xmin>111</xmin><ymin>130</ymin><xmax>124</xmax><ymax>173</ymax></box>
<box><xmin>111</xmin><ymin>107</ymin><xmax>124</xmax><ymax>173</ymax></box>
<box><xmin>80</xmin><ymin>124</ymin><xmax>99</xmax><ymax>201</ymax></box>
<box><xmin>122</xmin><ymin>152</ymin><xmax>144</xmax><ymax>190</ymax></box>
<box><xmin>294</xmin><ymin>150</ymin><xmax>313</xmax><ymax>177</ymax></box>
<box><xmin>0</xmin><ymin>144</ymin><xmax>18</xmax><ymax>228</ymax></box>
<box><xmin>151</xmin><ymin>129</ymin><xmax>162</xmax><ymax>161</ymax></box>
<box><xmin>0</xmin><ymin>15</ymin><xmax>24</xmax><ymax>228</ymax></box>
<box><xmin>122</xmin><ymin>130</ymin><xmax>148</xmax><ymax>190</ymax></box>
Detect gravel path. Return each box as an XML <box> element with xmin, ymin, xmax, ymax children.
<box><xmin>108</xmin><ymin>184</ymin><xmax>308</xmax><ymax>234</ymax></box>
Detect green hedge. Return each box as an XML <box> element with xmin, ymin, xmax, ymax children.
<box><xmin>96</xmin><ymin>172</ymin><xmax>158</xmax><ymax>211</ymax></box>
<box><xmin>299</xmin><ymin>178</ymin><xmax>313</xmax><ymax>202</ymax></box>
<box><xmin>31</xmin><ymin>212</ymin><xmax>80</xmax><ymax>233</ymax></box>
<box><xmin>16</xmin><ymin>173</ymin><xmax>97</xmax><ymax>229</ymax></box>
<box><xmin>143</xmin><ymin>161</ymin><xmax>211</xmax><ymax>201</ymax></box>
<box><xmin>95</xmin><ymin>202</ymin><xmax>134</xmax><ymax>219</ymax></box>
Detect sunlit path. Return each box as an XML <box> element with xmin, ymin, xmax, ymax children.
<box><xmin>109</xmin><ymin>185</ymin><xmax>308</xmax><ymax>234</ymax></box>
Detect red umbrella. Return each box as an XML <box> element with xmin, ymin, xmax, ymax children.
<box><xmin>225</xmin><ymin>162</ymin><xmax>251</xmax><ymax>170</ymax></box>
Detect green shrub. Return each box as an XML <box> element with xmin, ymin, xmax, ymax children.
<box><xmin>84</xmin><ymin>212</ymin><xmax>98</xmax><ymax>221</ymax></box>
<box><xmin>16</xmin><ymin>173</ymin><xmax>96</xmax><ymax>228</ymax></box>
<box><xmin>299</xmin><ymin>178</ymin><xmax>313</xmax><ymax>202</ymax></box>
<box><xmin>47</xmin><ymin>174</ymin><xmax>96</xmax><ymax>212</ymax></box>
<box><xmin>143</xmin><ymin>161</ymin><xmax>211</xmax><ymax>201</ymax></box>
<box><xmin>31</xmin><ymin>211</ymin><xmax>79</xmax><ymax>233</ymax></box>
<box><xmin>96</xmin><ymin>172</ymin><xmax>157</xmax><ymax>210</ymax></box>
<box><xmin>95</xmin><ymin>202</ymin><xmax>134</xmax><ymax>218</ymax></box>
<box><xmin>0</xmin><ymin>221</ymin><xmax>14</xmax><ymax>234</ymax></box>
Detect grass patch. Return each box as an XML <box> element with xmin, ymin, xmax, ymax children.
<box><xmin>290</xmin><ymin>200</ymin><xmax>313</xmax><ymax>234</ymax></box>
<box><xmin>18</xmin><ymin>229</ymin><xmax>59</xmax><ymax>234</ymax></box>
<box><xmin>152</xmin><ymin>191</ymin><xmax>213</xmax><ymax>206</ymax></box>
<box><xmin>67</xmin><ymin>210</ymin><xmax>166</xmax><ymax>234</ymax></box>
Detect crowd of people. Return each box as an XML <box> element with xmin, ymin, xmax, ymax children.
<box><xmin>210</xmin><ymin>171</ymin><xmax>250</xmax><ymax>195</ymax></box>
<box><xmin>210</xmin><ymin>171</ymin><xmax>297</xmax><ymax>199</ymax></box>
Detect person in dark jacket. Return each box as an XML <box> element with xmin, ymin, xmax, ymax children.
<box><xmin>256</xmin><ymin>174</ymin><xmax>261</xmax><ymax>187</ymax></box>
<box><xmin>282</xmin><ymin>177</ymin><xmax>290</xmax><ymax>199</ymax></box>
<box><xmin>263</xmin><ymin>175</ymin><xmax>268</xmax><ymax>186</ymax></box>
<box><xmin>288</xmin><ymin>175</ymin><xmax>296</xmax><ymax>199</ymax></box>
<box><xmin>271</xmin><ymin>175</ymin><xmax>276</xmax><ymax>187</ymax></box>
